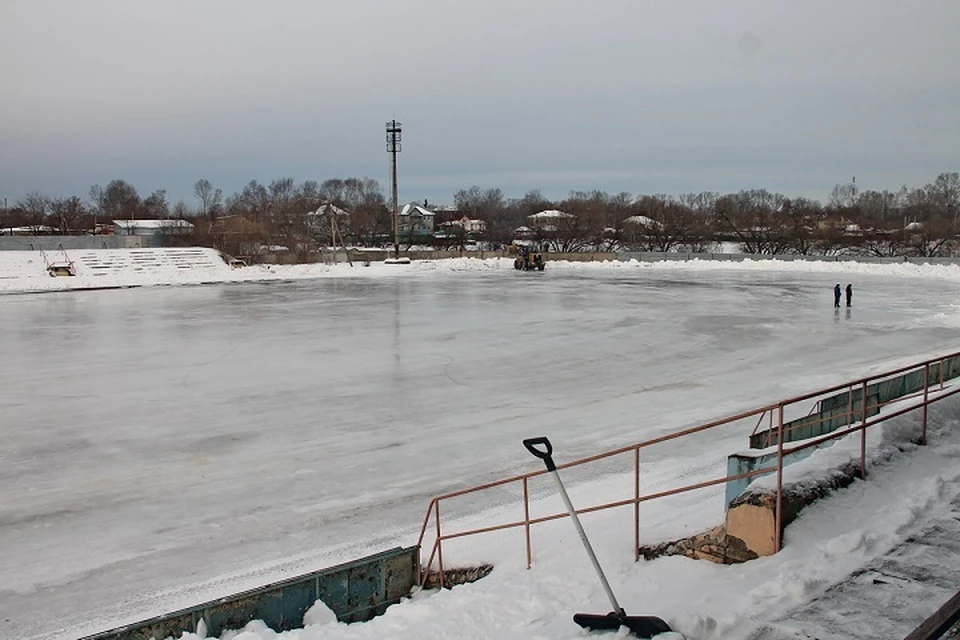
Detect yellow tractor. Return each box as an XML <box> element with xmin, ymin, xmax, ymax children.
<box><xmin>513</xmin><ymin>245</ymin><xmax>545</xmax><ymax>271</ymax></box>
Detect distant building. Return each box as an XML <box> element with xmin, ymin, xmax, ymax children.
<box><xmin>309</xmin><ymin>203</ymin><xmax>351</xmax><ymax>221</ymax></box>
<box><xmin>440</xmin><ymin>215</ymin><xmax>487</xmax><ymax>235</ymax></box>
<box><xmin>112</xmin><ymin>219</ymin><xmax>194</xmax><ymax>237</ymax></box>
<box><xmin>527</xmin><ymin>209</ymin><xmax>574</xmax><ymax>232</ymax></box>
<box><xmin>513</xmin><ymin>225</ymin><xmax>536</xmax><ymax>239</ymax></box>
<box><xmin>398</xmin><ymin>202</ymin><xmax>435</xmax><ymax>235</ymax></box>
<box><xmin>0</xmin><ymin>225</ymin><xmax>55</xmax><ymax>236</ymax></box>
<box><xmin>306</xmin><ymin>204</ymin><xmax>351</xmax><ymax>236</ymax></box>
<box><xmin>623</xmin><ymin>215</ymin><xmax>663</xmax><ymax>229</ymax></box>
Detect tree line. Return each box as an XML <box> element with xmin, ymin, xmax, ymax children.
<box><xmin>2</xmin><ymin>172</ymin><xmax>958</xmax><ymax>259</ymax></box>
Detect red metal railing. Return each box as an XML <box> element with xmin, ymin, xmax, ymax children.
<box><xmin>416</xmin><ymin>351</ymin><xmax>960</xmax><ymax>587</ymax></box>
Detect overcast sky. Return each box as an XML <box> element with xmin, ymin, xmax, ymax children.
<box><xmin>2</xmin><ymin>0</ymin><xmax>958</xmax><ymax>207</ymax></box>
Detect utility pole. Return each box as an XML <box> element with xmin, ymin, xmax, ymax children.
<box><xmin>386</xmin><ymin>119</ymin><xmax>402</xmax><ymax>259</ymax></box>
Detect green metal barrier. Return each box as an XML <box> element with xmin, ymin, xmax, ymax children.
<box><xmin>749</xmin><ymin>355</ymin><xmax>960</xmax><ymax>449</ymax></box>
<box><xmin>81</xmin><ymin>545</ymin><xmax>418</xmax><ymax>640</ymax></box>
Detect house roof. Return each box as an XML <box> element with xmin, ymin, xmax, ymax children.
<box><xmin>309</xmin><ymin>203</ymin><xmax>350</xmax><ymax>218</ymax></box>
<box><xmin>528</xmin><ymin>210</ymin><xmax>573</xmax><ymax>220</ymax></box>
<box><xmin>441</xmin><ymin>215</ymin><xmax>485</xmax><ymax>226</ymax></box>
<box><xmin>623</xmin><ymin>215</ymin><xmax>661</xmax><ymax>228</ymax></box>
<box><xmin>399</xmin><ymin>202</ymin><xmax>435</xmax><ymax>217</ymax></box>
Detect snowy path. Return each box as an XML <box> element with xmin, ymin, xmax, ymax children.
<box><xmin>749</xmin><ymin>489</ymin><xmax>960</xmax><ymax>639</ymax></box>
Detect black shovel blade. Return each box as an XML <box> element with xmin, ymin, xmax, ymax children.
<box><xmin>574</xmin><ymin>612</ymin><xmax>672</xmax><ymax>638</ymax></box>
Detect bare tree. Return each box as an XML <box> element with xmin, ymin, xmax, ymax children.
<box><xmin>317</xmin><ymin>177</ymin><xmax>392</xmax><ymax>247</ymax></box>
<box><xmin>194</xmin><ymin>179</ymin><xmax>223</xmax><ymax>224</ymax></box>
<box><xmin>87</xmin><ymin>184</ymin><xmax>107</xmax><ymax>232</ymax></box>
<box><xmin>625</xmin><ymin>195</ymin><xmax>694</xmax><ymax>252</ymax></box>
<box><xmin>926</xmin><ymin>172</ymin><xmax>960</xmax><ymax>224</ymax></box>
<box><xmin>859</xmin><ymin>227</ymin><xmax>908</xmax><ymax>257</ymax></box>
<box><xmin>781</xmin><ymin>197</ymin><xmax>823</xmax><ymax>255</ymax></box>
<box><xmin>102</xmin><ymin>179</ymin><xmax>141</xmax><ymax>220</ymax></box>
<box><xmin>172</xmin><ymin>201</ymin><xmax>191</xmax><ymax>219</ymax></box>
<box><xmin>904</xmin><ymin>216</ymin><xmax>956</xmax><ymax>257</ymax></box>
<box><xmin>455</xmin><ymin>186</ymin><xmax>507</xmax><ymax>245</ymax></box>
<box><xmin>714</xmin><ymin>190</ymin><xmax>790</xmax><ymax>254</ymax></box>
<box><xmin>17</xmin><ymin>192</ymin><xmax>51</xmax><ymax>231</ymax></box>
<box><xmin>49</xmin><ymin>196</ymin><xmax>86</xmax><ymax>233</ymax></box>
<box><xmin>226</xmin><ymin>180</ymin><xmax>271</xmax><ymax>225</ymax></box>
<box><xmin>561</xmin><ymin>191</ymin><xmax>614</xmax><ymax>251</ymax></box>
<box><xmin>142</xmin><ymin>189</ymin><xmax>170</xmax><ymax>219</ymax></box>
<box><xmin>856</xmin><ymin>189</ymin><xmax>903</xmax><ymax>229</ymax></box>
<box><xmin>829</xmin><ymin>180</ymin><xmax>859</xmax><ymax>209</ymax></box>
<box><xmin>267</xmin><ymin>178</ymin><xmax>310</xmax><ymax>258</ymax></box>
<box><xmin>677</xmin><ymin>192</ymin><xmax>718</xmax><ymax>252</ymax></box>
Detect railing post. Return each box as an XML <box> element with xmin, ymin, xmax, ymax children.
<box><xmin>434</xmin><ymin>501</ymin><xmax>444</xmax><ymax>588</ymax></box>
<box><xmin>847</xmin><ymin>384</ymin><xmax>854</xmax><ymax>427</ymax></box>
<box><xmin>860</xmin><ymin>381</ymin><xmax>868</xmax><ymax>480</ymax></box>
<box><xmin>523</xmin><ymin>477</ymin><xmax>532</xmax><ymax>569</ymax></box>
<box><xmin>634</xmin><ymin>447</ymin><xmax>640</xmax><ymax>562</ymax></box>
<box><xmin>775</xmin><ymin>403</ymin><xmax>784</xmax><ymax>552</ymax></box>
<box><xmin>922</xmin><ymin>364</ymin><xmax>930</xmax><ymax>446</ymax></box>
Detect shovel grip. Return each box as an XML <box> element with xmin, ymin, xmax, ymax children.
<box><xmin>523</xmin><ymin>437</ymin><xmax>556</xmax><ymax>471</ymax></box>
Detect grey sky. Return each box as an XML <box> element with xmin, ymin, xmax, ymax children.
<box><xmin>2</xmin><ymin>0</ymin><xmax>958</xmax><ymax>207</ymax></box>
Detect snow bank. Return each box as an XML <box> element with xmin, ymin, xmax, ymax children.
<box><xmin>4</xmin><ymin>250</ymin><xmax>960</xmax><ymax>295</ymax></box>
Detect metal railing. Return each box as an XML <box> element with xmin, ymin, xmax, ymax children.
<box><xmin>415</xmin><ymin>350</ymin><xmax>960</xmax><ymax>587</ymax></box>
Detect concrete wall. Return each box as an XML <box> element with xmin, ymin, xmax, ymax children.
<box><xmin>0</xmin><ymin>235</ymin><xmax>153</xmax><ymax>251</ymax></box>
<box><xmin>280</xmin><ymin>249</ymin><xmax>619</xmax><ymax>265</ymax></box>
<box><xmin>617</xmin><ymin>251</ymin><xmax>960</xmax><ymax>266</ymax></box>
<box><xmin>80</xmin><ymin>546</ymin><xmax>418</xmax><ymax>640</ymax></box>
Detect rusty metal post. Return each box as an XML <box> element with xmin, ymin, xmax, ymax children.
<box><xmin>922</xmin><ymin>364</ymin><xmax>930</xmax><ymax>446</ymax></box>
<box><xmin>523</xmin><ymin>477</ymin><xmax>532</xmax><ymax>569</ymax></box>
<box><xmin>847</xmin><ymin>384</ymin><xmax>854</xmax><ymax>426</ymax></box>
<box><xmin>775</xmin><ymin>403</ymin><xmax>785</xmax><ymax>552</ymax></box>
<box><xmin>634</xmin><ymin>447</ymin><xmax>640</xmax><ymax>562</ymax></box>
<box><xmin>860</xmin><ymin>381</ymin><xmax>868</xmax><ymax>480</ymax></box>
<box><xmin>434</xmin><ymin>500</ymin><xmax>444</xmax><ymax>588</ymax></box>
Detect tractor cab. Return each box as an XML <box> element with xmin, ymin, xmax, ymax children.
<box><xmin>513</xmin><ymin>244</ymin><xmax>545</xmax><ymax>271</ymax></box>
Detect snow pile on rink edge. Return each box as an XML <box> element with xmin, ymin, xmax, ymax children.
<box><xmin>4</xmin><ymin>250</ymin><xmax>960</xmax><ymax>294</ymax></box>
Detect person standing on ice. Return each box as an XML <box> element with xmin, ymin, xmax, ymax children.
<box><xmin>845</xmin><ymin>284</ymin><xmax>853</xmax><ymax>307</ymax></box>
<box><xmin>834</xmin><ymin>284</ymin><xmax>842</xmax><ymax>307</ymax></box>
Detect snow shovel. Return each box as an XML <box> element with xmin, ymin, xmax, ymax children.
<box><xmin>523</xmin><ymin>437</ymin><xmax>672</xmax><ymax>638</ymax></box>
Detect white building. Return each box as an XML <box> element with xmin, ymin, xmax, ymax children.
<box><xmin>528</xmin><ymin>209</ymin><xmax>574</xmax><ymax>232</ymax></box>
<box><xmin>440</xmin><ymin>215</ymin><xmax>487</xmax><ymax>234</ymax></box>
<box><xmin>398</xmin><ymin>202</ymin><xmax>435</xmax><ymax>235</ymax></box>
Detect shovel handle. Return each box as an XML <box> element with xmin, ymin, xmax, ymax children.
<box><xmin>523</xmin><ymin>437</ymin><xmax>556</xmax><ymax>471</ymax></box>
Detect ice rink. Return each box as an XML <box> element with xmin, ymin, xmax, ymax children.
<box><xmin>2</xmin><ymin>260</ymin><xmax>959</xmax><ymax>639</ymax></box>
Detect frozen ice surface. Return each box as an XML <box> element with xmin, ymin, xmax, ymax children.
<box><xmin>2</xmin><ymin>259</ymin><xmax>960</xmax><ymax>639</ymax></box>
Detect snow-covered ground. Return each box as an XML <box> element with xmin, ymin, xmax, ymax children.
<box><xmin>2</xmin><ymin>254</ymin><xmax>960</xmax><ymax>639</ymax></box>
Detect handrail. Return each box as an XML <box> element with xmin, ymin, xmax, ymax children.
<box><xmin>416</xmin><ymin>350</ymin><xmax>960</xmax><ymax>586</ymax></box>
